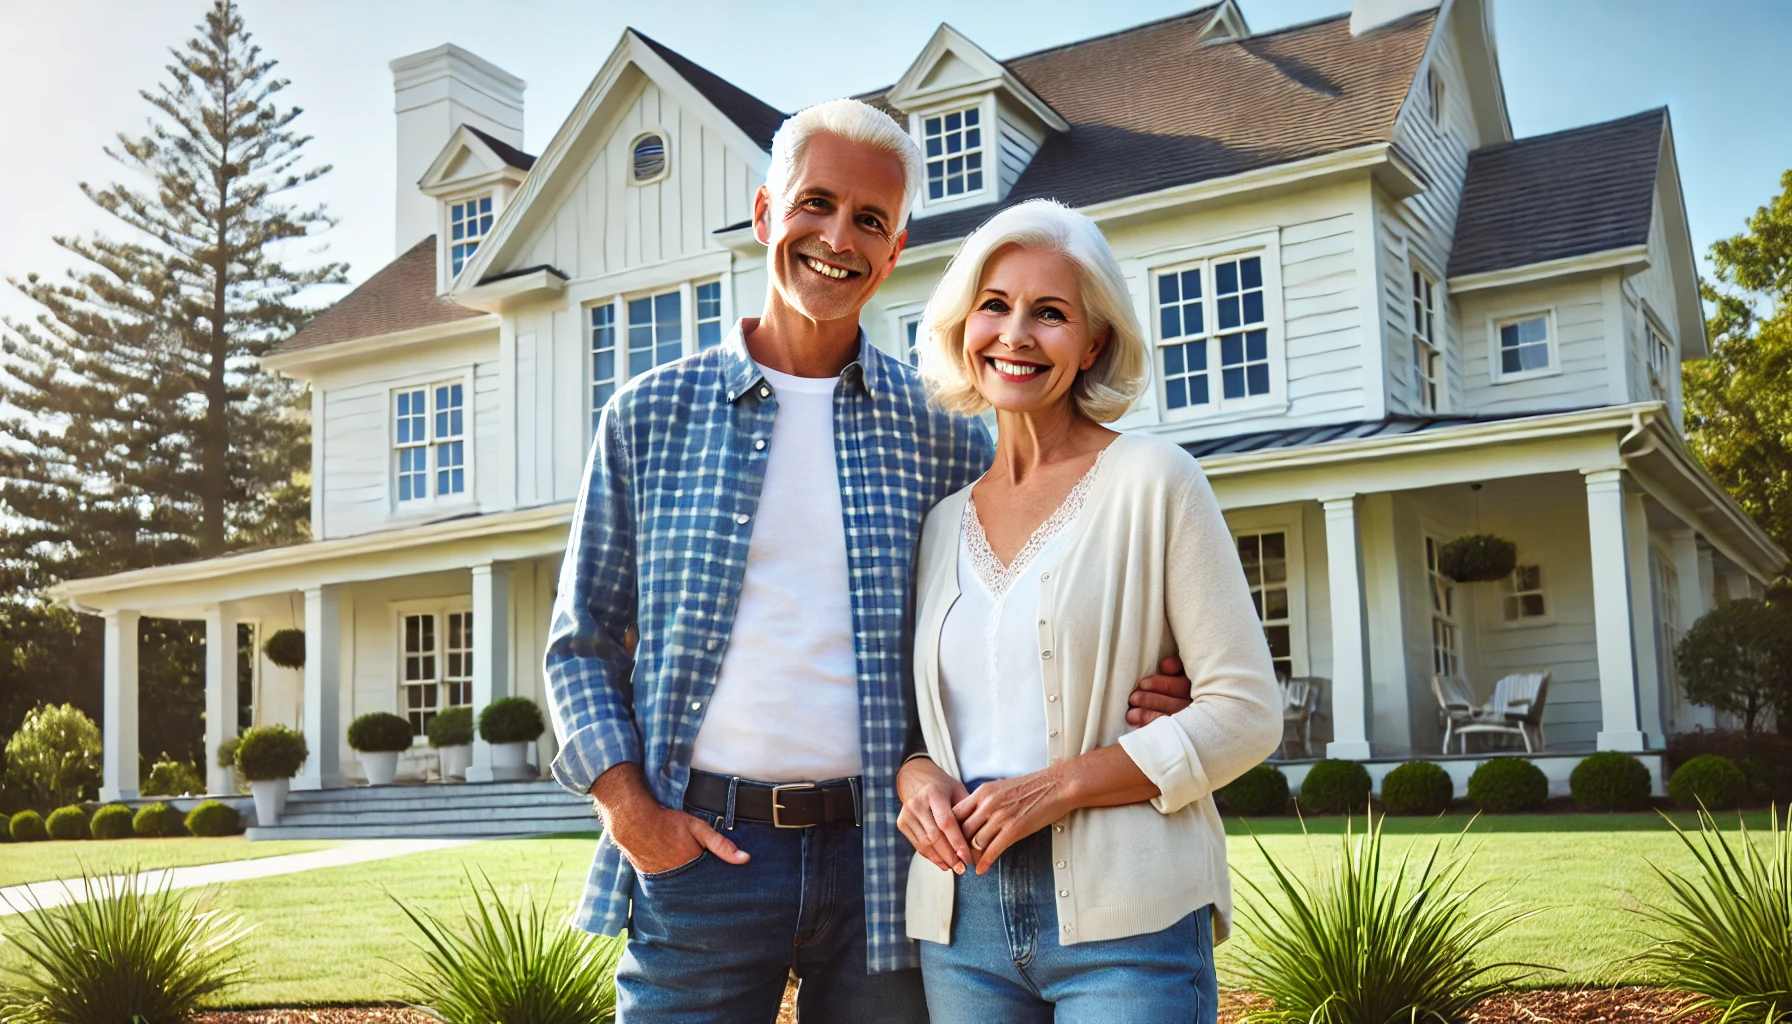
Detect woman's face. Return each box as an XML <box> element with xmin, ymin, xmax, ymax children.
<box><xmin>962</xmin><ymin>245</ymin><xmax>1109</xmax><ymax>417</ymax></box>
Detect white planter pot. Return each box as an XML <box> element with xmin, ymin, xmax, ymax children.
<box><xmin>251</xmin><ymin>778</ymin><xmax>290</xmax><ymax>827</ymax></box>
<box><xmin>490</xmin><ymin>741</ymin><xmax>531</xmax><ymax>780</ymax></box>
<box><xmin>437</xmin><ymin>743</ymin><xmax>471</xmax><ymax>780</ymax></box>
<box><xmin>361</xmin><ymin>750</ymin><xmax>400</xmax><ymax>786</ymax></box>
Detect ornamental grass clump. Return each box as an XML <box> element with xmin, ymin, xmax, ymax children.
<box><xmin>0</xmin><ymin>868</ymin><xmax>249</xmax><ymax>1024</ymax></box>
<box><xmin>1631</xmin><ymin>807</ymin><xmax>1792</xmax><ymax>1023</ymax></box>
<box><xmin>1570</xmin><ymin>751</ymin><xmax>1652</xmax><ymax>811</ymax></box>
<box><xmin>1220</xmin><ymin>765</ymin><xmax>1290</xmax><ymax>817</ymax></box>
<box><xmin>1233</xmin><ymin>814</ymin><xmax>1548</xmax><ymax>1024</ymax></box>
<box><xmin>387</xmin><ymin>869</ymin><xmax>624</xmax><ymax>1024</ymax></box>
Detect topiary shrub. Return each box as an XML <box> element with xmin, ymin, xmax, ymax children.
<box><xmin>1467</xmin><ymin>757</ymin><xmax>1548</xmax><ymax>812</ymax></box>
<box><xmin>1437</xmin><ymin>534</ymin><xmax>1518</xmax><ymax>583</ymax></box>
<box><xmin>1669</xmin><ymin>754</ymin><xmax>1748</xmax><ymax>810</ymax></box>
<box><xmin>216</xmin><ymin>736</ymin><xmax>241</xmax><ymax>769</ymax></box>
<box><xmin>1570</xmin><ymin>751</ymin><xmax>1652</xmax><ymax>811</ymax></box>
<box><xmin>11</xmin><ymin>809</ymin><xmax>49</xmax><ymax>842</ymax></box>
<box><xmin>479</xmin><ymin>697</ymin><xmax>546</xmax><ymax>745</ymax></box>
<box><xmin>428</xmin><ymin>706</ymin><xmax>474</xmax><ymax>749</ymax></box>
<box><xmin>234</xmin><ymin>724</ymin><xmax>308</xmax><ymax>782</ymax></box>
<box><xmin>46</xmin><ymin>805</ymin><xmax>90</xmax><ymax>841</ymax></box>
<box><xmin>1381</xmin><ymin>761</ymin><xmax>1453</xmax><ymax>816</ymax></box>
<box><xmin>90</xmin><ymin>803</ymin><xmax>136</xmax><ymax>840</ymax></box>
<box><xmin>348</xmin><ymin>711</ymin><xmax>415</xmax><ymax>753</ymax></box>
<box><xmin>185</xmin><ymin>800</ymin><xmax>241</xmax><ymax>837</ymax></box>
<box><xmin>262</xmin><ymin>628</ymin><xmax>307</xmax><ymax>669</ymax></box>
<box><xmin>1298</xmin><ymin>759</ymin><xmax>1372</xmax><ymax>815</ymax></box>
<box><xmin>133</xmin><ymin>802</ymin><xmax>186</xmax><ymax>838</ymax></box>
<box><xmin>143</xmin><ymin>756</ymin><xmax>205</xmax><ymax>798</ymax></box>
<box><xmin>1218</xmin><ymin>765</ymin><xmax>1289</xmax><ymax>816</ymax></box>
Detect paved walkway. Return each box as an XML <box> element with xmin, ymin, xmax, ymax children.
<box><xmin>0</xmin><ymin>838</ymin><xmax>479</xmax><ymax>916</ymax></box>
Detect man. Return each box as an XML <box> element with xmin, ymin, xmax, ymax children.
<box><xmin>545</xmin><ymin>99</ymin><xmax>1192</xmax><ymax>1022</ymax></box>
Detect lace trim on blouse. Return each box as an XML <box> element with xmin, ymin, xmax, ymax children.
<box><xmin>963</xmin><ymin>445</ymin><xmax>1111</xmax><ymax>599</ymax></box>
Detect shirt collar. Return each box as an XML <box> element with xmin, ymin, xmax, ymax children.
<box><xmin>719</xmin><ymin>319</ymin><xmax>886</xmax><ymax>403</ymax></box>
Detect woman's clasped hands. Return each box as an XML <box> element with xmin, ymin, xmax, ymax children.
<box><xmin>896</xmin><ymin>757</ymin><xmax>1074</xmax><ymax>876</ymax></box>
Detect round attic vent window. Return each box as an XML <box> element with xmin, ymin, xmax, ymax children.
<box><xmin>632</xmin><ymin>133</ymin><xmax>667</xmax><ymax>183</ymax></box>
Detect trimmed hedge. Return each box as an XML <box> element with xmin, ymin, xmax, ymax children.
<box><xmin>133</xmin><ymin>802</ymin><xmax>186</xmax><ymax>838</ymax></box>
<box><xmin>479</xmin><ymin>696</ymin><xmax>546</xmax><ymax>745</ymax></box>
<box><xmin>235</xmin><ymin>724</ymin><xmax>309</xmax><ymax>782</ymax></box>
<box><xmin>348</xmin><ymin>711</ymin><xmax>415</xmax><ymax>753</ymax></box>
<box><xmin>90</xmin><ymin>803</ymin><xmax>137</xmax><ymax>840</ymax></box>
<box><xmin>1298</xmin><ymin>759</ymin><xmax>1372</xmax><ymax>815</ymax></box>
<box><xmin>428</xmin><ymin>706</ymin><xmax>474</xmax><ymax>749</ymax></box>
<box><xmin>46</xmin><ymin>805</ymin><xmax>89</xmax><ymax>841</ymax></box>
<box><xmin>10</xmin><ymin>810</ymin><xmax>48</xmax><ymax>842</ymax></box>
<box><xmin>1380</xmin><ymin>761</ymin><xmax>1453</xmax><ymax>816</ymax></box>
<box><xmin>1467</xmin><ymin>757</ymin><xmax>1548</xmax><ymax>812</ymax></box>
<box><xmin>1219</xmin><ymin>765</ymin><xmax>1290</xmax><ymax>816</ymax></box>
<box><xmin>0</xmin><ymin>811</ymin><xmax>9</xmax><ymax>842</ymax></box>
<box><xmin>1668</xmin><ymin>754</ymin><xmax>1748</xmax><ymax>810</ymax></box>
<box><xmin>217</xmin><ymin>736</ymin><xmax>241</xmax><ymax>769</ymax></box>
<box><xmin>1570</xmin><ymin>752</ymin><xmax>1652</xmax><ymax>811</ymax></box>
<box><xmin>184</xmin><ymin>800</ymin><xmax>241</xmax><ymax>837</ymax></box>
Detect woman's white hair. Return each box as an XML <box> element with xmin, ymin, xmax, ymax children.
<box><xmin>919</xmin><ymin>199</ymin><xmax>1148</xmax><ymax>423</ymax></box>
<box><xmin>765</xmin><ymin>99</ymin><xmax>925</xmax><ymax>230</ymax></box>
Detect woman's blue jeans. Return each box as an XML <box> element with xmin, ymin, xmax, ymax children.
<box><xmin>918</xmin><ymin>829</ymin><xmax>1218</xmax><ymax>1024</ymax></box>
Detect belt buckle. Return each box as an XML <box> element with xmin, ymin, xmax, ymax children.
<box><xmin>770</xmin><ymin>782</ymin><xmax>816</xmax><ymax>829</ymax></box>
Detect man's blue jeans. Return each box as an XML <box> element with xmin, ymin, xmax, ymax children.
<box><xmin>918</xmin><ymin>830</ymin><xmax>1218</xmax><ymax>1024</ymax></box>
<box><xmin>616</xmin><ymin>809</ymin><xmax>929</xmax><ymax>1023</ymax></box>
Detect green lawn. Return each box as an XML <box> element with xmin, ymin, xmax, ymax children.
<box><xmin>0</xmin><ymin>815</ymin><xmax>1772</xmax><ymax>1006</ymax></box>
<box><xmin>0</xmin><ymin>836</ymin><xmax>340</xmax><ymax>889</ymax></box>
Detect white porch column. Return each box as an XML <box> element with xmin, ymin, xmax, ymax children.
<box><xmin>295</xmin><ymin>585</ymin><xmax>346</xmax><ymax>790</ymax></box>
<box><xmin>1322</xmin><ymin>496</ymin><xmax>1374</xmax><ymax>759</ymax></box>
<box><xmin>1670</xmin><ymin>530</ymin><xmax>1715</xmax><ymax>730</ymax></box>
<box><xmin>1585</xmin><ymin>470</ymin><xmax>1646</xmax><ymax>750</ymax></box>
<box><xmin>100</xmin><ymin>610</ymin><xmax>142</xmax><ymax>801</ymax></box>
<box><xmin>466</xmin><ymin>561</ymin><xmax>513</xmax><ymax>783</ymax></box>
<box><xmin>203</xmin><ymin>604</ymin><xmax>240</xmax><ymax>796</ymax></box>
<box><xmin>1626</xmin><ymin>491</ymin><xmax>1665</xmax><ymax>746</ymax></box>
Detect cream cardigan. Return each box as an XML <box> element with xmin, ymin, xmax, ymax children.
<box><xmin>905</xmin><ymin>432</ymin><xmax>1283</xmax><ymax>947</ymax></box>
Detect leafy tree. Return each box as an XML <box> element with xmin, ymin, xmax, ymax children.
<box><xmin>1676</xmin><ymin>599</ymin><xmax>1792</xmax><ymax>738</ymax></box>
<box><xmin>4</xmin><ymin>704</ymin><xmax>103</xmax><ymax>809</ymax></box>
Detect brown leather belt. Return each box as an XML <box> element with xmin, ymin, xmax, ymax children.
<box><xmin>684</xmin><ymin>769</ymin><xmax>861</xmax><ymax>828</ymax></box>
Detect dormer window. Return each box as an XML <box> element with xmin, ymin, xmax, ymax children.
<box><xmin>449</xmin><ymin>195</ymin><xmax>492</xmax><ymax>276</ymax></box>
<box><xmin>923</xmin><ymin>107</ymin><xmax>985</xmax><ymax>201</ymax></box>
<box><xmin>631</xmin><ymin>132</ymin><xmax>669</xmax><ymax>184</ymax></box>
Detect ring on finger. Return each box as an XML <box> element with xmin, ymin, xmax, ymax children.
<box><xmin>970</xmin><ymin>836</ymin><xmax>986</xmax><ymax>851</ymax></box>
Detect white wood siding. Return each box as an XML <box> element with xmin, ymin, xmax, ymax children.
<box><xmin>1456</xmin><ymin>275</ymin><xmax>1613</xmax><ymax>415</ymax></box>
<box><xmin>997</xmin><ymin>115</ymin><xmax>1038</xmax><ymax>197</ymax></box>
<box><xmin>320</xmin><ymin>383</ymin><xmax>390</xmax><ymax>538</ymax></box>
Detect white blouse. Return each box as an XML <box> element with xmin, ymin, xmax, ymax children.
<box><xmin>937</xmin><ymin>449</ymin><xmax>1108</xmax><ymax>784</ymax></box>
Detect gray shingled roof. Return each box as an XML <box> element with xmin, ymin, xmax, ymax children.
<box><xmin>272</xmin><ymin>236</ymin><xmax>486</xmax><ymax>355</ymax></box>
<box><xmin>466</xmin><ymin>125</ymin><xmax>537</xmax><ymax>171</ymax></box>
<box><xmin>1448</xmin><ymin>109</ymin><xmax>1665</xmax><ymax>278</ymax></box>
<box><xmin>634</xmin><ymin>31</ymin><xmax>787</xmax><ymax>151</ymax></box>
<box><xmin>1180</xmin><ymin>408</ymin><xmax>1595</xmax><ymax>459</ymax></box>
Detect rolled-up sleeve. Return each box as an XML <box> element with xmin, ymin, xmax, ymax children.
<box><xmin>545</xmin><ymin>405</ymin><xmax>642</xmax><ymax>797</ymax></box>
<box><xmin>1120</xmin><ymin>468</ymin><xmax>1284</xmax><ymax>815</ymax></box>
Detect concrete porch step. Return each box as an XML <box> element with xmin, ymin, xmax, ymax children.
<box><xmin>247</xmin><ymin>778</ymin><xmax>601</xmax><ymax>841</ymax></box>
<box><xmin>246</xmin><ymin>816</ymin><xmax>600</xmax><ymax>841</ymax></box>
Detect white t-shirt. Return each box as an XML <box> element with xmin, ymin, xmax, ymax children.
<box><xmin>689</xmin><ymin>365</ymin><xmax>862</xmax><ymax>782</ymax></box>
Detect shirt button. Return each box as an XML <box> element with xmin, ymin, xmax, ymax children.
<box><xmin>754</xmin><ymin>439</ymin><xmax>766</xmax><ymax>450</ymax></box>
<box><xmin>691</xmin><ymin>701</ymin><xmax>702</xmax><ymax>710</ymax></box>
<box><xmin>735</xmin><ymin>513</ymin><xmax>750</xmax><ymax>525</ymax></box>
<box><xmin>1054</xmin><ymin>825</ymin><xmax>1064</xmax><ymax>833</ymax></box>
<box><xmin>759</xmin><ymin>386</ymin><xmax>771</xmax><ymax>398</ymax></box>
<box><xmin>727</xmin><ymin>391</ymin><xmax>735</xmax><ymax>401</ymax></box>
<box><xmin>1048</xmin><ymin>695</ymin><xmax>1058</xmax><ymax>702</ymax></box>
<box><xmin>706</xmin><ymin>639</ymin><xmax>719</xmax><ymax>651</ymax></box>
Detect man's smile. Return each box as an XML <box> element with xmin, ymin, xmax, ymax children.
<box><xmin>802</xmin><ymin>254</ymin><xmax>860</xmax><ymax>280</ymax></box>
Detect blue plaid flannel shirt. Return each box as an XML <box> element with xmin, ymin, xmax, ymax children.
<box><xmin>545</xmin><ymin>323</ymin><xmax>991</xmax><ymax>973</ymax></box>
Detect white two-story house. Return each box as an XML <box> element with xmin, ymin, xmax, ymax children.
<box><xmin>58</xmin><ymin>0</ymin><xmax>1784</xmax><ymax>808</ymax></box>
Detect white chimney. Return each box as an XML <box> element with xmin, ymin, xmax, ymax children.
<box><xmin>1350</xmin><ymin>0</ymin><xmax>1439</xmax><ymax>35</ymax></box>
<box><xmin>389</xmin><ymin>44</ymin><xmax>526</xmax><ymax>258</ymax></box>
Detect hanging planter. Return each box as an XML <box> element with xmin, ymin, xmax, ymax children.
<box><xmin>263</xmin><ymin>628</ymin><xmax>307</xmax><ymax>669</ymax></box>
<box><xmin>1438</xmin><ymin>534</ymin><xmax>1518</xmax><ymax>584</ymax></box>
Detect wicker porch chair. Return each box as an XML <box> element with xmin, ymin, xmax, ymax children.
<box><xmin>1451</xmin><ymin>671</ymin><xmax>1551</xmax><ymax>753</ymax></box>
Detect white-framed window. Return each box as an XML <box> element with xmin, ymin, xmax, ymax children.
<box><xmin>1654</xmin><ymin>551</ymin><xmax>1682</xmax><ymax>697</ymax></box>
<box><xmin>630</xmin><ymin>132</ymin><xmax>669</xmax><ymax>184</ymax></box>
<box><xmin>591</xmin><ymin>303</ymin><xmax>617</xmax><ymax>423</ymax></box>
<box><xmin>921</xmin><ymin>106</ymin><xmax>985</xmax><ymax>202</ymax></box>
<box><xmin>1427</xmin><ymin>68</ymin><xmax>1446</xmax><ymax>127</ymax></box>
<box><xmin>1156</xmin><ymin>253</ymin><xmax>1272</xmax><ymax>416</ymax></box>
<box><xmin>629</xmin><ymin>290</ymin><xmax>683</xmax><ymax>378</ymax></box>
<box><xmin>236</xmin><ymin>622</ymin><xmax>258</xmax><ymax>733</ymax></box>
<box><xmin>1236</xmin><ymin>531</ymin><xmax>1295</xmax><ymax>681</ymax></box>
<box><xmin>1646</xmin><ymin>319</ymin><xmax>1673</xmax><ymax>402</ymax></box>
<box><xmin>1411</xmin><ymin>267</ymin><xmax>1441</xmax><ymax>412</ymax></box>
<box><xmin>900</xmin><ymin>312</ymin><xmax>923</xmax><ymax>365</ymax></box>
<box><xmin>590</xmin><ymin>287</ymin><xmax>688</xmax><ymax>429</ymax></box>
<box><xmin>1425</xmin><ymin>536</ymin><xmax>1462</xmax><ymax>678</ymax></box>
<box><xmin>393</xmin><ymin>381</ymin><xmax>467</xmax><ymax>505</ymax></box>
<box><xmin>695</xmin><ymin>280</ymin><xmax>724</xmax><ymax>351</ymax></box>
<box><xmin>1491</xmin><ymin>311</ymin><xmax>1555</xmax><ymax>382</ymax></box>
<box><xmin>449</xmin><ymin>194</ymin><xmax>493</xmax><ymax>277</ymax></box>
<box><xmin>1501</xmin><ymin>564</ymin><xmax>1548</xmax><ymax>622</ymax></box>
<box><xmin>399</xmin><ymin>608</ymin><xmax>474</xmax><ymax>739</ymax></box>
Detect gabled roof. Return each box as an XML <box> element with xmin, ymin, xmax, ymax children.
<box><xmin>859</xmin><ymin>7</ymin><xmax>1436</xmax><ymax>246</ymax></box>
<box><xmin>633</xmin><ymin>31</ymin><xmax>786</xmax><ymax>150</ymax></box>
<box><xmin>271</xmin><ymin>236</ymin><xmax>485</xmax><ymax>355</ymax></box>
<box><xmin>465</xmin><ymin>125</ymin><xmax>537</xmax><ymax>171</ymax></box>
<box><xmin>1448</xmin><ymin>109</ymin><xmax>1666</xmax><ymax>278</ymax></box>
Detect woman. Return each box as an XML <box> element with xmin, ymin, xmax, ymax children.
<box><xmin>896</xmin><ymin>200</ymin><xmax>1284</xmax><ymax>1024</ymax></box>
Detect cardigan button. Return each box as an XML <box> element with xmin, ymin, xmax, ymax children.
<box><xmin>1054</xmin><ymin>825</ymin><xmax>1064</xmax><ymax>833</ymax></box>
<box><xmin>1040</xmin><ymin>572</ymin><xmax>1050</xmax><ymax>581</ymax></box>
<box><xmin>1041</xmin><ymin>651</ymin><xmax>1053</xmax><ymax>659</ymax></box>
<box><xmin>1050</xmin><ymin>730</ymin><xmax>1059</xmax><ymax>737</ymax></box>
<box><xmin>1058</xmin><ymin>889</ymin><xmax>1069</xmax><ymax>898</ymax></box>
<box><xmin>1057</xmin><ymin>860</ymin><xmax>1067</xmax><ymax>869</ymax></box>
<box><xmin>1048</xmin><ymin>695</ymin><xmax>1058</xmax><ymax>702</ymax></box>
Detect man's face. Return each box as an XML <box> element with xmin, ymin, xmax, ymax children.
<box><xmin>754</xmin><ymin>132</ymin><xmax>909</xmax><ymax>325</ymax></box>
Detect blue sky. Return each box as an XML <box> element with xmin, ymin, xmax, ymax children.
<box><xmin>1</xmin><ymin>0</ymin><xmax>1788</xmax><ymax>324</ymax></box>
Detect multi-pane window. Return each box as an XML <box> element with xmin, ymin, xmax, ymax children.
<box><xmin>695</xmin><ymin>281</ymin><xmax>724</xmax><ymax>350</ymax></box>
<box><xmin>1656</xmin><ymin>555</ymin><xmax>1682</xmax><ymax>698</ymax></box>
<box><xmin>591</xmin><ymin>304</ymin><xmax>617</xmax><ymax>426</ymax></box>
<box><xmin>449</xmin><ymin>194</ymin><xmax>493</xmax><ymax>276</ymax></box>
<box><xmin>591</xmin><ymin>289</ymin><xmax>692</xmax><ymax>429</ymax></box>
<box><xmin>1426</xmin><ymin>538</ymin><xmax>1461</xmax><ymax>678</ymax></box>
<box><xmin>628</xmin><ymin>291</ymin><xmax>683</xmax><ymax>377</ymax></box>
<box><xmin>1157</xmin><ymin>254</ymin><xmax>1269</xmax><ymax>414</ymax></box>
<box><xmin>401</xmin><ymin>610</ymin><xmax>474</xmax><ymax>738</ymax></box>
<box><xmin>1237</xmin><ymin>532</ymin><xmax>1294</xmax><ymax>682</ymax></box>
<box><xmin>394</xmin><ymin>382</ymin><xmax>466</xmax><ymax>504</ymax></box>
<box><xmin>922</xmin><ymin>107</ymin><xmax>984</xmax><ymax>201</ymax></box>
<box><xmin>236</xmin><ymin>623</ymin><xmax>257</xmax><ymax>733</ymax></box>
<box><xmin>1502</xmin><ymin>564</ymin><xmax>1547</xmax><ymax>621</ymax></box>
<box><xmin>1496</xmin><ymin>314</ymin><xmax>1551</xmax><ymax>378</ymax></box>
<box><xmin>1412</xmin><ymin>269</ymin><xmax>1441</xmax><ymax>412</ymax></box>
<box><xmin>444</xmin><ymin>611</ymin><xmax>474</xmax><ymax>710</ymax></box>
<box><xmin>1646</xmin><ymin>321</ymin><xmax>1673</xmax><ymax>401</ymax></box>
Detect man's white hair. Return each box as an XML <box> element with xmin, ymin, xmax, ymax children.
<box><xmin>765</xmin><ymin>99</ymin><xmax>925</xmax><ymax>230</ymax></box>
